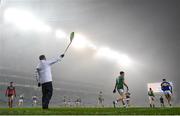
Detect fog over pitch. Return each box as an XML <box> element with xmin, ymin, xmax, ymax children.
<box><xmin>0</xmin><ymin>0</ymin><xmax>180</xmax><ymax>106</ymax></box>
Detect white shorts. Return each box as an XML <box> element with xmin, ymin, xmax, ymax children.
<box><xmin>126</xmin><ymin>98</ymin><xmax>130</xmax><ymax>101</ymax></box>
<box><xmin>117</xmin><ymin>89</ymin><xmax>124</xmax><ymax>96</ymax></box>
<box><xmin>33</xmin><ymin>100</ymin><xmax>37</xmax><ymax>104</ymax></box>
<box><xmin>68</xmin><ymin>102</ymin><xmax>71</xmax><ymax>105</ymax></box>
<box><xmin>76</xmin><ymin>102</ymin><xmax>80</xmax><ymax>105</ymax></box>
<box><xmin>164</xmin><ymin>90</ymin><xmax>172</xmax><ymax>95</ymax></box>
<box><xmin>149</xmin><ymin>96</ymin><xmax>155</xmax><ymax>104</ymax></box>
<box><xmin>8</xmin><ymin>95</ymin><xmax>14</xmax><ymax>100</ymax></box>
<box><xmin>19</xmin><ymin>99</ymin><xmax>23</xmax><ymax>103</ymax></box>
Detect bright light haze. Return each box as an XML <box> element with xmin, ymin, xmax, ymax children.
<box><xmin>0</xmin><ymin>0</ymin><xmax>180</xmax><ymax>106</ymax></box>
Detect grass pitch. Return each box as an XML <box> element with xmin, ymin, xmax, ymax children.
<box><xmin>0</xmin><ymin>107</ymin><xmax>180</xmax><ymax>115</ymax></box>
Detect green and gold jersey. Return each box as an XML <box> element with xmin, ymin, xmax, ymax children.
<box><xmin>148</xmin><ymin>90</ymin><xmax>154</xmax><ymax>97</ymax></box>
<box><xmin>116</xmin><ymin>76</ymin><xmax>124</xmax><ymax>89</ymax></box>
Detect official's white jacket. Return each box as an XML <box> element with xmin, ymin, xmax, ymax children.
<box><xmin>36</xmin><ymin>56</ymin><xmax>61</xmax><ymax>84</ymax></box>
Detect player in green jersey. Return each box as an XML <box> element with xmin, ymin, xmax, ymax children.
<box><xmin>113</xmin><ymin>71</ymin><xmax>129</xmax><ymax>108</ymax></box>
<box><xmin>148</xmin><ymin>88</ymin><xmax>155</xmax><ymax>108</ymax></box>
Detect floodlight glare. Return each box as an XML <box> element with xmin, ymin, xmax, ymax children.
<box><xmin>4</xmin><ymin>8</ymin><xmax>51</xmax><ymax>32</ymax></box>
<box><xmin>96</xmin><ymin>47</ymin><xmax>120</xmax><ymax>60</ymax></box>
<box><xmin>96</xmin><ymin>47</ymin><xmax>132</xmax><ymax>67</ymax></box>
<box><xmin>118</xmin><ymin>54</ymin><xmax>132</xmax><ymax>67</ymax></box>
<box><xmin>72</xmin><ymin>34</ymin><xmax>95</xmax><ymax>49</ymax></box>
<box><xmin>55</xmin><ymin>29</ymin><xmax>67</xmax><ymax>39</ymax></box>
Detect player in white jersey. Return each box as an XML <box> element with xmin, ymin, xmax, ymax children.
<box><xmin>18</xmin><ymin>94</ymin><xmax>24</xmax><ymax>107</ymax></box>
<box><xmin>32</xmin><ymin>96</ymin><xmax>38</xmax><ymax>107</ymax></box>
<box><xmin>98</xmin><ymin>91</ymin><xmax>104</xmax><ymax>107</ymax></box>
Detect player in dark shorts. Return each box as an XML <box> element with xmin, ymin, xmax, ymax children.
<box><xmin>63</xmin><ymin>96</ymin><xmax>67</xmax><ymax>107</ymax></box>
<box><xmin>75</xmin><ymin>97</ymin><xmax>81</xmax><ymax>107</ymax></box>
<box><xmin>5</xmin><ymin>82</ymin><xmax>16</xmax><ymax>108</ymax></box>
<box><xmin>161</xmin><ymin>79</ymin><xmax>173</xmax><ymax>106</ymax></box>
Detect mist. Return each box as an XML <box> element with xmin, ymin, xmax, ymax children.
<box><xmin>0</xmin><ymin>0</ymin><xmax>180</xmax><ymax>106</ymax></box>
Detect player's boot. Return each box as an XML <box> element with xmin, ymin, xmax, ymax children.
<box><xmin>168</xmin><ymin>100</ymin><xmax>172</xmax><ymax>107</ymax></box>
<box><xmin>169</xmin><ymin>103</ymin><xmax>172</xmax><ymax>107</ymax></box>
<box><xmin>150</xmin><ymin>104</ymin><xmax>152</xmax><ymax>108</ymax></box>
<box><xmin>113</xmin><ymin>101</ymin><xmax>116</xmax><ymax>108</ymax></box>
<box><xmin>122</xmin><ymin>100</ymin><xmax>127</xmax><ymax>108</ymax></box>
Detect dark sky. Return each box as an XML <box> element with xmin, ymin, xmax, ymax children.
<box><xmin>0</xmin><ymin>0</ymin><xmax>180</xmax><ymax>106</ymax></box>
